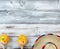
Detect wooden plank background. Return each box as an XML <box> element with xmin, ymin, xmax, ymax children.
<box><xmin>0</xmin><ymin>24</ymin><xmax>60</xmax><ymax>49</ymax></box>
<box><xmin>0</xmin><ymin>0</ymin><xmax>60</xmax><ymax>49</ymax></box>
<box><xmin>0</xmin><ymin>0</ymin><xmax>59</xmax><ymax>24</ymax></box>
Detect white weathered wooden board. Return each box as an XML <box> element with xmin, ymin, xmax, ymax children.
<box><xmin>0</xmin><ymin>0</ymin><xmax>59</xmax><ymax>24</ymax></box>
<box><xmin>0</xmin><ymin>24</ymin><xmax>60</xmax><ymax>49</ymax></box>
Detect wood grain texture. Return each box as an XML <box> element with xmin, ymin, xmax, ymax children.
<box><xmin>0</xmin><ymin>0</ymin><xmax>59</xmax><ymax>24</ymax></box>
<box><xmin>0</xmin><ymin>24</ymin><xmax>60</xmax><ymax>49</ymax></box>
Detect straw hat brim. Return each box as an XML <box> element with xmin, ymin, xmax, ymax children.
<box><xmin>32</xmin><ymin>34</ymin><xmax>60</xmax><ymax>49</ymax></box>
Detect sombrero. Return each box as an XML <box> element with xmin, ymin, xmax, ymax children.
<box><xmin>32</xmin><ymin>34</ymin><xmax>60</xmax><ymax>49</ymax></box>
